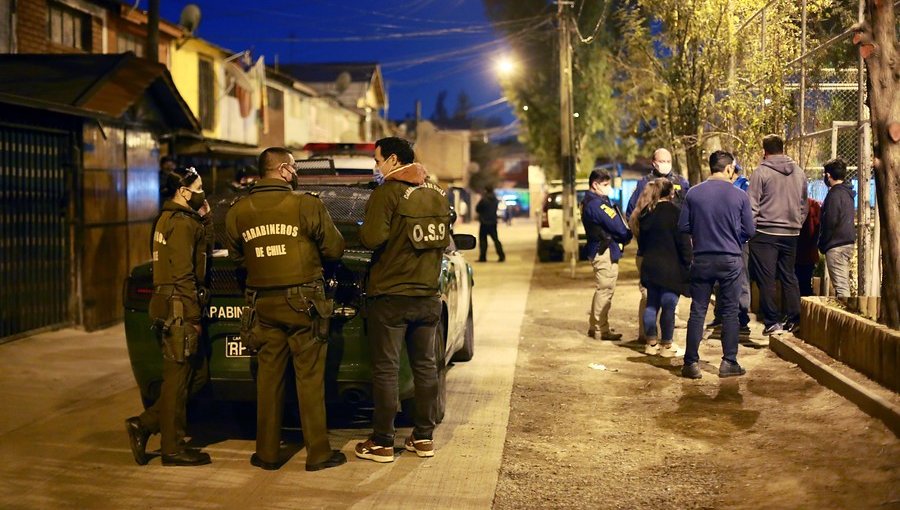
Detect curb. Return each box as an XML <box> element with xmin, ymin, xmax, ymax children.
<box><xmin>769</xmin><ymin>333</ymin><xmax>900</xmax><ymax>437</ymax></box>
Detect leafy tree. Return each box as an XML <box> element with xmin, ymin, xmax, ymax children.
<box><xmin>453</xmin><ymin>91</ymin><xmax>473</xmax><ymax>125</ymax></box>
<box><xmin>431</xmin><ymin>90</ymin><xmax>450</xmax><ymax>125</ymax></box>
<box><xmin>484</xmin><ymin>0</ymin><xmax>624</xmax><ymax>179</ymax></box>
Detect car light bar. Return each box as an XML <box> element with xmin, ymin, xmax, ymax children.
<box><xmin>294</xmin><ymin>158</ymin><xmax>336</xmax><ymax>175</ymax></box>
<box><xmin>303</xmin><ymin>142</ymin><xmax>376</xmax><ymax>155</ymax></box>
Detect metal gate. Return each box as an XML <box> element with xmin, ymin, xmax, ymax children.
<box><xmin>0</xmin><ymin>125</ymin><xmax>72</xmax><ymax>340</ymax></box>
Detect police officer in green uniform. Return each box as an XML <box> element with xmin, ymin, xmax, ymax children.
<box><xmin>125</xmin><ymin>166</ymin><xmax>213</xmax><ymax>466</ymax></box>
<box><xmin>225</xmin><ymin>147</ymin><xmax>347</xmax><ymax>472</ymax></box>
<box><xmin>355</xmin><ymin>137</ymin><xmax>450</xmax><ymax>463</ymax></box>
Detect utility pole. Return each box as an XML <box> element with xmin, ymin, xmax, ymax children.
<box><xmin>558</xmin><ymin>1</ymin><xmax>577</xmax><ymax>277</ymax></box>
<box><xmin>415</xmin><ymin>99</ymin><xmax>422</xmax><ymax>141</ymax></box>
<box><xmin>856</xmin><ymin>0</ymin><xmax>875</xmax><ymax>296</ymax></box>
<box><xmin>147</xmin><ymin>0</ymin><xmax>160</xmax><ymax>63</ymax></box>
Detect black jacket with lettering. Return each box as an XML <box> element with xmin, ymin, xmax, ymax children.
<box><xmin>359</xmin><ymin>164</ymin><xmax>450</xmax><ymax>297</ymax></box>
<box><xmin>150</xmin><ymin>201</ymin><xmax>211</xmax><ymax>323</ymax></box>
<box><xmin>225</xmin><ymin>178</ymin><xmax>344</xmax><ymax>289</ymax></box>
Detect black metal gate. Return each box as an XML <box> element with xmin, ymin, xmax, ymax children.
<box><xmin>0</xmin><ymin>125</ymin><xmax>72</xmax><ymax>340</ymax></box>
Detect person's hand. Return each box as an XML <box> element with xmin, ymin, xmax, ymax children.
<box><xmin>199</xmin><ymin>200</ymin><xmax>211</xmax><ymax>217</ymax></box>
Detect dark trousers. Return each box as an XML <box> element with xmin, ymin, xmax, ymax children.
<box><xmin>368</xmin><ymin>295</ymin><xmax>441</xmax><ymax>446</ymax></box>
<box><xmin>478</xmin><ymin>223</ymin><xmax>505</xmax><ymax>261</ymax></box>
<box><xmin>138</xmin><ymin>350</ymin><xmax>208</xmax><ymax>455</ymax></box>
<box><xmin>749</xmin><ymin>233</ymin><xmax>801</xmax><ymax>326</ymax></box>
<box><xmin>253</xmin><ymin>294</ymin><xmax>331</xmax><ymax>467</ymax></box>
<box><xmin>795</xmin><ymin>263</ymin><xmax>816</xmax><ymax>297</ymax></box>
<box><xmin>686</xmin><ymin>254</ymin><xmax>743</xmax><ymax>365</ymax></box>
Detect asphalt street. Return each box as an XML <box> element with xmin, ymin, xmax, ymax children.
<box><xmin>0</xmin><ymin>221</ymin><xmax>534</xmax><ymax>509</ymax></box>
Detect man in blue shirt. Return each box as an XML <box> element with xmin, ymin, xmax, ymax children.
<box><xmin>582</xmin><ymin>170</ymin><xmax>633</xmax><ymax>340</ymax></box>
<box><xmin>678</xmin><ymin>151</ymin><xmax>755</xmax><ymax>379</ymax></box>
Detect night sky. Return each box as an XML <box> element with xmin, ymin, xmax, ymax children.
<box><xmin>160</xmin><ymin>0</ymin><xmax>517</xmax><ymax>126</ymax></box>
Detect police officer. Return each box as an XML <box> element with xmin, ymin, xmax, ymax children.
<box><xmin>582</xmin><ymin>169</ymin><xmax>633</xmax><ymax>341</ymax></box>
<box><xmin>125</xmin><ymin>166</ymin><xmax>212</xmax><ymax>466</ymax></box>
<box><xmin>355</xmin><ymin>137</ymin><xmax>450</xmax><ymax>463</ymax></box>
<box><xmin>225</xmin><ymin>147</ymin><xmax>347</xmax><ymax>472</ymax></box>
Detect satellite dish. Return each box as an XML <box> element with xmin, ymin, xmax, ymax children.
<box><xmin>335</xmin><ymin>71</ymin><xmax>352</xmax><ymax>94</ymax></box>
<box><xmin>179</xmin><ymin>4</ymin><xmax>201</xmax><ymax>36</ymax></box>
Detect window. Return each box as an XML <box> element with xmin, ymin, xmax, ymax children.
<box><xmin>267</xmin><ymin>87</ymin><xmax>283</xmax><ymax>110</ymax></box>
<box><xmin>117</xmin><ymin>31</ymin><xmax>144</xmax><ymax>58</ymax></box>
<box><xmin>48</xmin><ymin>3</ymin><xmax>91</xmax><ymax>51</ymax></box>
<box><xmin>198</xmin><ymin>58</ymin><xmax>215</xmax><ymax>130</ymax></box>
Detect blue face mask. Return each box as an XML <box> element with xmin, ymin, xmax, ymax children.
<box><xmin>373</xmin><ymin>166</ymin><xmax>385</xmax><ymax>186</ymax></box>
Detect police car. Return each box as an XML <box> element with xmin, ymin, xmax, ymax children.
<box><xmin>124</xmin><ymin>147</ymin><xmax>476</xmax><ymax>421</ymax></box>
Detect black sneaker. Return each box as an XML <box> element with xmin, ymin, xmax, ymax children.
<box><xmin>681</xmin><ymin>362</ymin><xmax>702</xmax><ymax>379</ymax></box>
<box><xmin>161</xmin><ymin>449</ymin><xmax>211</xmax><ymax>466</ymax></box>
<box><xmin>706</xmin><ymin>318</ymin><xmax>722</xmax><ymax>330</ymax></box>
<box><xmin>600</xmin><ymin>331</ymin><xmax>623</xmax><ymax>341</ymax></box>
<box><xmin>739</xmin><ymin>325</ymin><xmax>751</xmax><ymax>336</ymax></box>
<box><xmin>781</xmin><ymin>321</ymin><xmax>799</xmax><ymax>334</ymax></box>
<box><xmin>718</xmin><ymin>360</ymin><xmax>746</xmax><ymax>378</ymax></box>
<box><xmin>762</xmin><ymin>323</ymin><xmax>784</xmax><ymax>336</ymax></box>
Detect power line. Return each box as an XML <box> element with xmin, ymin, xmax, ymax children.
<box><xmin>572</xmin><ymin>2</ymin><xmax>610</xmax><ymax>45</ymax></box>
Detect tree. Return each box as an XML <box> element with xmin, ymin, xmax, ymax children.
<box><xmin>452</xmin><ymin>91</ymin><xmax>473</xmax><ymax>125</ymax></box>
<box><xmin>484</xmin><ymin>0</ymin><xmax>624</xmax><ymax>179</ymax></box>
<box><xmin>431</xmin><ymin>90</ymin><xmax>450</xmax><ymax>125</ymax></box>
<box><xmin>854</xmin><ymin>1</ymin><xmax>900</xmax><ymax>328</ymax></box>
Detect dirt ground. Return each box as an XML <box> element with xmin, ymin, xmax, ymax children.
<box><xmin>493</xmin><ymin>250</ymin><xmax>900</xmax><ymax>510</ymax></box>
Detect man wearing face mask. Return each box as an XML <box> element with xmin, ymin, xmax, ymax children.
<box><xmin>225</xmin><ymin>147</ymin><xmax>347</xmax><ymax>472</ymax></box>
<box><xmin>125</xmin><ymin>166</ymin><xmax>212</xmax><ymax>466</ymax></box>
<box><xmin>582</xmin><ymin>169</ymin><xmax>633</xmax><ymax>341</ymax></box>
<box><xmin>626</xmin><ymin>148</ymin><xmax>690</xmax><ymax>219</ymax></box>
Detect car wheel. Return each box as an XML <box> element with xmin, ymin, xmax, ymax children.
<box><xmin>451</xmin><ymin>304</ymin><xmax>474</xmax><ymax>362</ymax></box>
<box><xmin>537</xmin><ymin>239</ymin><xmax>552</xmax><ymax>262</ymax></box>
<box><xmin>400</xmin><ymin>319</ymin><xmax>448</xmax><ymax>425</ymax></box>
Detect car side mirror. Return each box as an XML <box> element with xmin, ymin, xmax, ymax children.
<box><xmin>452</xmin><ymin>234</ymin><xmax>476</xmax><ymax>250</ymax></box>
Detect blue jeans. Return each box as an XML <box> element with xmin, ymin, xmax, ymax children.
<box><xmin>686</xmin><ymin>254</ymin><xmax>743</xmax><ymax>365</ymax></box>
<box><xmin>643</xmin><ymin>284</ymin><xmax>679</xmax><ymax>342</ymax></box>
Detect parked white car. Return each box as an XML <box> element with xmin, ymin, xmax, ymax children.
<box><xmin>536</xmin><ymin>179</ymin><xmax>590</xmax><ymax>262</ymax></box>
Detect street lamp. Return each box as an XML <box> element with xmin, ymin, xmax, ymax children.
<box><xmin>495</xmin><ymin>55</ymin><xmax>517</xmax><ymax>77</ymax></box>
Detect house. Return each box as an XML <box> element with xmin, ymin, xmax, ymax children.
<box><xmin>0</xmin><ymin>52</ymin><xmax>199</xmax><ymax>339</ymax></box>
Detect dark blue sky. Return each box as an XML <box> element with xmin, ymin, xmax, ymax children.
<box><xmin>160</xmin><ymin>0</ymin><xmax>517</xmax><ymax>125</ymax></box>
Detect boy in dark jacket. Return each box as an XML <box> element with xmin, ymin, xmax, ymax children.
<box><xmin>795</xmin><ymin>198</ymin><xmax>822</xmax><ymax>296</ymax></box>
<box><xmin>818</xmin><ymin>158</ymin><xmax>856</xmax><ymax>298</ymax></box>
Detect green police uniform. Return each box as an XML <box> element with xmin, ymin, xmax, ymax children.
<box><xmin>359</xmin><ymin>168</ymin><xmax>450</xmax><ymax>448</ymax></box>
<box><xmin>224</xmin><ymin>178</ymin><xmax>345</xmax><ymax>468</ymax></box>
<box><xmin>138</xmin><ymin>200</ymin><xmax>211</xmax><ymax>455</ymax></box>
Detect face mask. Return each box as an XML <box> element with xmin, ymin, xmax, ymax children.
<box><xmin>373</xmin><ymin>165</ymin><xmax>385</xmax><ymax>186</ymax></box>
<box><xmin>185</xmin><ymin>189</ymin><xmax>205</xmax><ymax>211</ymax></box>
<box><xmin>282</xmin><ymin>164</ymin><xmax>299</xmax><ymax>190</ymax></box>
<box><xmin>654</xmin><ymin>162</ymin><xmax>672</xmax><ymax>175</ymax></box>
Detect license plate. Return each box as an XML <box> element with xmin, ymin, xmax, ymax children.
<box><xmin>225</xmin><ymin>336</ymin><xmax>250</xmax><ymax>358</ymax></box>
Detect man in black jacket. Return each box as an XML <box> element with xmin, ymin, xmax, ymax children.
<box><xmin>476</xmin><ymin>186</ymin><xmax>505</xmax><ymax>262</ymax></box>
<box><xmin>818</xmin><ymin>158</ymin><xmax>856</xmax><ymax>298</ymax></box>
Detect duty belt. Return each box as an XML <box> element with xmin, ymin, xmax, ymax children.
<box><xmin>249</xmin><ymin>282</ymin><xmax>320</xmax><ymax>299</ymax></box>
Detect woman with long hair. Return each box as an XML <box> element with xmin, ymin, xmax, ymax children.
<box><xmin>636</xmin><ymin>178</ymin><xmax>692</xmax><ymax>356</ymax></box>
<box><xmin>125</xmin><ymin>166</ymin><xmax>213</xmax><ymax>466</ymax></box>
<box><xmin>629</xmin><ymin>180</ymin><xmax>661</xmax><ymax>343</ymax></box>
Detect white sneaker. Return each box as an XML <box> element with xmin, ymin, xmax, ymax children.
<box><xmin>644</xmin><ymin>342</ymin><xmax>659</xmax><ymax>355</ymax></box>
<box><xmin>659</xmin><ymin>343</ymin><xmax>682</xmax><ymax>358</ymax></box>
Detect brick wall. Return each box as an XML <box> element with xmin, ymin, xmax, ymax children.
<box><xmin>17</xmin><ymin>0</ymin><xmax>105</xmax><ymax>54</ymax></box>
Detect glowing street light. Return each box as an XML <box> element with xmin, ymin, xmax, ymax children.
<box><xmin>495</xmin><ymin>55</ymin><xmax>517</xmax><ymax>77</ymax></box>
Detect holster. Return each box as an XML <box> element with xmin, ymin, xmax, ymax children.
<box><xmin>240</xmin><ymin>303</ymin><xmax>262</xmax><ymax>353</ymax></box>
<box><xmin>161</xmin><ymin>299</ymin><xmax>198</xmax><ymax>363</ymax></box>
<box><xmin>299</xmin><ymin>283</ymin><xmax>334</xmax><ymax>343</ymax></box>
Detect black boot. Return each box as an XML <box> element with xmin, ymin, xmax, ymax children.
<box><xmin>161</xmin><ymin>449</ymin><xmax>211</xmax><ymax>466</ymax></box>
<box><xmin>125</xmin><ymin>417</ymin><xmax>150</xmax><ymax>466</ymax></box>
<box><xmin>306</xmin><ymin>450</ymin><xmax>347</xmax><ymax>472</ymax></box>
<box><xmin>250</xmin><ymin>453</ymin><xmax>285</xmax><ymax>471</ymax></box>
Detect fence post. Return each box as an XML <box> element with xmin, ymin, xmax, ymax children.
<box><xmin>856</xmin><ymin>0</ymin><xmax>875</xmax><ymax>296</ymax></box>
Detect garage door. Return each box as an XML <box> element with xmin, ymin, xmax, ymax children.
<box><xmin>0</xmin><ymin>125</ymin><xmax>71</xmax><ymax>340</ymax></box>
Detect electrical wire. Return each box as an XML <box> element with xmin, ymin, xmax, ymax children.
<box><xmin>572</xmin><ymin>1</ymin><xmax>610</xmax><ymax>45</ymax></box>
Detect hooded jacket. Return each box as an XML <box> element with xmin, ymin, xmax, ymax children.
<box><xmin>818</xmin><ymin>182</ymin><xmax>856</xmax><ymax>252</ymax></box>
<box><xmin>359</xmin><ymin>163</ymin><xmax>451</xmax><ymax>297</ymax></box>
<box><xmin>748</xmin><ymin>155</ymin><xmax>809</xmax><ymax>235</ymax></box>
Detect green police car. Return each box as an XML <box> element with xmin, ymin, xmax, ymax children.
<box><xmin>123</xmin><ymin>176</ymin><xmax>476</xmax><ymax>419</ymax></box>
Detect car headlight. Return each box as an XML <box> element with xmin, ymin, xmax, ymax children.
<box><xmin>333</xmin><ymin>306</ymin><xmax>358</xmax><ymax>320</ymax></box>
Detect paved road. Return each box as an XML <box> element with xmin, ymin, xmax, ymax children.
<box><xmin>0</xmin><ymin>221</ymin><xmax>535</xmax><ymax>509</ymax></box>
